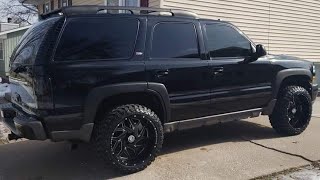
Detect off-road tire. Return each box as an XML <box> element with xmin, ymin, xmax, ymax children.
<box><xmin>269</xmin><ymin>86</ymin><xmax>312</xmax><ymax>136</ymax></box>
<box><xmin>93</xmin><ymin>104</ymin><xmax>164</xmax><ymax>173</ymax></box>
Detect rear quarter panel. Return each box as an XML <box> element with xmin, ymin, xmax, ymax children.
<box><xmin>46</xmin><ymin>16</ymin><xmax>147</xmax><ymax>131</ymax></box>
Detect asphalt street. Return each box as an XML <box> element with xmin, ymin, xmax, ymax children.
<box><xmin>0</xmin><ymin>100</ymin><xmax>319</xmax><ymax>180</ymax></box>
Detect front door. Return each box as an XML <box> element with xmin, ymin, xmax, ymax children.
<box><xmin>146</xmin><ymin>18</ymin><xmax>212</xmax><ymax>122</ymax></box>
<box><xmin>203</xmin><ymin>22</ymin><xmax>274</xmax><ymax>115</ymax></box>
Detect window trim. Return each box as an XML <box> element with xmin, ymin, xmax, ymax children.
<box><xmin>61</xmin><ymin>0</ymin><xmax>68</xmax><ymax>7</ymax></box>
<box><xmin>50</xmin><ymin>0</ymin><xmax>54</xmax><ymax>11</ymax></box>
<box><xmin>57</xmin><ymin>0</ymin><xmax>71</xmax><ymax>8</ymax></box>
<box><xmin>124</xmin><ymin>0</ymin><xmax>140</xmax><ymax>7</ymax></box>
<box><xmin>52</xmin><ymin>16</ymin><xmax>141</xmax><ymax>63</ymax></box>
<box><xmin>104</xmin><ymin>0</ymin><xmax>140</xmax><ymax>7</ymax></box>
<box><xmin>43</xmin><ymin>0</ymin><xmax>56</xmax><ymax>13</ymax></box>
<box><xmin>203</xmin><ymin>22</ymin><xmax>255</xmax><ymax>60</ymax></box>
<box><xmin>0</xmin><ymin>40</ymin><xmax>4</xmax><ymax>61</ymax></box>
<box><xmin>44</xmin><ymin>2</ymin><xmax>50</xmax><ymax>13</ymax></box>
<box><xmin>150</xmin><ymin>21</ymin><xmax>201</xmax><ymax>60</ymax></box>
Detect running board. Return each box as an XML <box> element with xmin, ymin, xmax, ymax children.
<box><xmin>164</xmin><ymin>108</ymin><xmax>263</xmax><ymax>133</ymax></box>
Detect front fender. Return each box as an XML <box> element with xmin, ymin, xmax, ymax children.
<box><xmin>272</xmin><ymin>69</ymin><xmax>312</xmax><ymax>99</ymax></box>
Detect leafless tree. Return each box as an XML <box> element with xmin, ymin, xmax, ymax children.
<box><xmin>0</xmin><ymin>0</ymin><xmax>38</xmax><ymax>25</ymax></box>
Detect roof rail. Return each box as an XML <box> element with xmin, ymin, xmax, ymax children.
<box><xmin>40</xmin><ymin>5</ymin><xmax>199</xmax><ymax>20</ymax></box>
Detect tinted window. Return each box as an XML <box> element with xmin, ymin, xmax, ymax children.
<box><xmin>205</xmin><ymin>23</ymin><xmax>251</xmax><ymax>58</ymax></box>
<box><xmin>151</xmin><ymin>23</ymin><xmax>199</xmax><ymax>59</ymax></box>
<box><xmin>55</xmin><ymin>17</ymin><xmax>138</xmax><ymax>61</ymax></box>
<box><xmin>10</xmin><ymin>17</ymin><xmax>61</xmax><ymax>65</ymax></box>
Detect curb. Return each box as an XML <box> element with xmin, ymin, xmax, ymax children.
<box><xmin>251</xmin><ymin>161</ymin><xmax>320</xmax><ymax>180</ymax></box>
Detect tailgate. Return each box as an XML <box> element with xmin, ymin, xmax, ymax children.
<box><xmin>9</xmin><ymin>17</ymin><xmax>63</xmax><ymax>111</ymax></box>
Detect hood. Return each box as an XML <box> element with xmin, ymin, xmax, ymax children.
<box><xmin>267</xmin><ymin>54</ymin><xmax>310</xmax><ymax>62</ymax></box>
<box><xmin>266</xmin><ymin>54</ymin><xmax>313</xmax><ymax>70</ymax></box>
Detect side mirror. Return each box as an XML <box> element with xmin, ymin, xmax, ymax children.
<box><xmin>242</xmin><ymin>44</ymin><xmax>267</xmax><ymax>64</ymax></box>
<box><xmin>255</xmin><ymin>44</ymin><xmax>267</xmax><ymax>59</ymax></box>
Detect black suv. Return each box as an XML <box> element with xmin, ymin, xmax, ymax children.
<box><xmin>0</xmin><ymin>6</ymin><xmax>318</xmax><ymax>173</ymax></box>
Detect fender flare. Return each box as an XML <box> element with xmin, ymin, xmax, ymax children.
<box><xmin>272</xmin><ymin>68</ymin><xmax>312</xmax><ymax>99</ymax></box>
<box><xmin>83</xmin><ymin>82</ymin><xmax>170</xmax><ymax>125</ymax></box>
<box><xmin>147</xmin><ymin>82</ymin><xmax>171</xmax><ymax>123</ymax></box>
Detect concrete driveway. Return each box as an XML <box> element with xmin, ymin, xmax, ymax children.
<box><xmin>0</xmin><ymin>100</ymin><xmax>319</xmax><ymax>180</ymax></box>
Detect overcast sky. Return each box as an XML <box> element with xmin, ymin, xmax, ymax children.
<box><xmin>0</xmin><ymin>0</ymin><xmax>19</xmax><ymax>22</ymax></box>
<box><xmin>0</xmin><ymin>0</ymin><xmax>38</xmax><ymax>24</ymax></box>
<box><xmin>0</xmin><ymin>0</ymin><xmax>8</xmax><ymax>22</ymax></box>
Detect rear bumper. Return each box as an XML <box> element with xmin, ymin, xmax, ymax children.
<box><xmin>0</xmin><ymin>103</ymin><xmax>47</xmax><ymax>140</ymax></box>
<box><xmin>312</xmin><ymin>84</ymin><xmax>318</xmax><ymax>103</ymax></box>
<box><xmin>0</xmin><ymin>102</ymin><xmax>93</xmax><ymax>142</ymax></box>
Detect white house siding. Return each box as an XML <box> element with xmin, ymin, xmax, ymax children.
<box><xmin>149</xmin><ymin>0</ymin><xmax>161</xmax><ymax>8</ymax></box>
<box><xmin>160</xmin><ymin>0</ymin><xmax>320</xmax><ymax>63</ymax></box>
<box><xmin>38</xmin><ymin>0</ymin><xmax>104</xmax><ymax>13</ymax></box>
<box><xmin>3</xmin><ymin>30</ymin><xmax>27</xmax><ymax>76</ymax></box>
<box><xmin>72</xmin><ymin>0</ymin><xmax>104</xmax><ymax>5</ymax></box>
<box><xmin>0</xmin><ymin>24</ymin><xmax>20</xmax><ymax>32</ymax></box>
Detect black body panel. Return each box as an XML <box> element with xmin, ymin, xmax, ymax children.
<box><xmin>3</xmin><ymin>8</ymin><xmax>317</xmax><ymax>142</ymax></box>
<box><xmin>208</xmin><ymin>58</ymin><xmax>274</xmax><ymax>115</ymax></box>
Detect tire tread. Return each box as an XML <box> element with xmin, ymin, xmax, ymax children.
<box><xmin>93</xmin><ymin>104</ymin><xmax>163</xmax><ymax>173</ymax></box>
<box><xmin>269</xmin><ymin>86</ymin><xmax>312</xmax><ymax>136</ymax></box>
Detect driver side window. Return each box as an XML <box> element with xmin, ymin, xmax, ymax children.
<box><xmin>205</xmin><ymin>23</ymin><xmax>252</xmax><ymax>59</ymax></box>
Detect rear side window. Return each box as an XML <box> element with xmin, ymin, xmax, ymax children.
<box><xmin>151</xmin><ymin>22</ymin><xmax>199</xmax><ymax>59</ymax></box>
<box><xmin>10</xmin><ymin>17</ymin><xmax>62</xmax><ymax>65</ymax></box>
<box><xmin>55</xmin><ymin>17</ymin><xmax>139</xmax><ymax>61</ymax></box>
<box><xmin>205</xmin><ymin>23</ymin><xmax>251</xmax><ymax>58</ymax></box>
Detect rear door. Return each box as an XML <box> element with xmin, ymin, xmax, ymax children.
<box><xmin>49</xmin><ymin>16</ymin><xmax>146</xmax><ymax>128</ymax></box>
<box><xmin>203</xmin><ymin>22</ymin><xmax>274</xmax><ymax>115</ymax></box>
<box><xmin>146</xmin><ymin>18</ymin><xmax>211</xmax><ymax>122</ymax></box>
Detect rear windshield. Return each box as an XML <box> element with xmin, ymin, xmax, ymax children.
<box><xmin>54</xmin><ymin>17</ymin><xmax>139</xmax><ymax>61</ymax></box>
<box><xmin>10</xmin><ymin>17</ymin><xmax>61</xmax><ymax>65</ymax></box>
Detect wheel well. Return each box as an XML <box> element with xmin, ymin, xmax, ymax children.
<box><xmin>94</xmin><ymin>92</ymin><xmax>165</xmax><ymax>124</ymax></box>
<box><xmin>279</xmin><ymin>75</ymin><xmax>312</xmax><ymax>96</ymax></box>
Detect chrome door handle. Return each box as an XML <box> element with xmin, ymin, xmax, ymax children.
<box><xmin>156</xmin><ymin>70</ymin><xmax>170</xmax><ymax>77</ymax></box>
<box><xmin>212</xmin><ymin>67</ymin><xmax>224</xmax><ymax>75</ymax></box>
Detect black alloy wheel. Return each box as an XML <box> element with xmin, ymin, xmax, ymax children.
<box><xmin>93</xmin><ymin>104</ymin><xmax>163</xmax><ymax>173</ymax></box>
<box><xmin>110</xmin><ymin>114</ymin><xmax>156</xmax><ymax>166</ymax></box>
<box><xmin>286</xmin><ymin>93</ymin><xmax>310</xmax><ymax>129</ymax></box>
<box><xmin>270</xmin><ymin>86</ymin><xmax>312</xmax><ymax>136</ymax></box>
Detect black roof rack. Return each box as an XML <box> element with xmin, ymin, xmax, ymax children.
<box><xmin>40</xmin><ymin>5</ymin><xmax>199</xmax><ymax>20</ymax></box>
